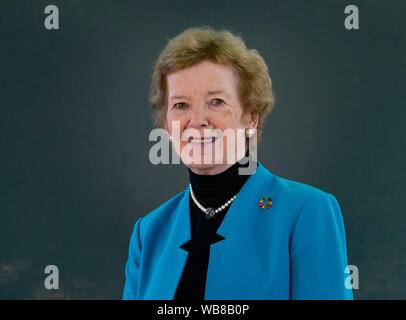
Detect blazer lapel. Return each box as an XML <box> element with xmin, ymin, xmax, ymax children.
<box><xmin>204</xmin><ymin>162</ymin><xmax>276</xmax><ymax>298</ymax></box>
<box><xmin>146</xmin><ymin>162</ymin><xmax>275</xmax><ymax>299</ymax></box>
<box><xmin>145</xmin><ymin>185</ymin><xmax>192</xmax><ymax>299</ymax></box>
<box><xmin>215</xmin><ymin>162</ymin><xmax>273</xmax><ymax>238</ymax></box>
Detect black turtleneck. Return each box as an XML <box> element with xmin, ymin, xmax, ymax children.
<box><xmin>174</xmin><ymin>156</ymin><xmax>257</xmax><ymax>301</ymax></box>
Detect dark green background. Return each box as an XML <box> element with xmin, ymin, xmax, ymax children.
<box><xmin>1</xmin><ymin>0</ymin><xmax>405</xmax><ymax>299</ymax></box>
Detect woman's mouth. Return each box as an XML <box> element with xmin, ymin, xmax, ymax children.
<box><xmin>188</xmin><ymin>136</ymin><xmax>217</xmax><ymax>144</ymax></box>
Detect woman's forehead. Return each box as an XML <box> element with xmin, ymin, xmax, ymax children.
<box><xmin>167</xmin><ymin>61</ymin><xmax>238</xmax><ymax>97</ymax></box>
<box><xmin>168</xmin><ymin>60</ymin><xmax>235</xmax><ymax>80</ymax></box>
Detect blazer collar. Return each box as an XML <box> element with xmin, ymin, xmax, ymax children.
<box><xmin>175</xmin><ymin>161</ymin><xmax>275</xmax><ymax>248</ymax></box>
<box><xmin>154</xmin><ymin>161</ymin><xmax>275</xmax><ymax>299</ymax></box>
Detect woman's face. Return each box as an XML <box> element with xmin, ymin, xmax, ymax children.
<box><xmin>165</xmin><ymin>60</ymin><xmax>258</xmax><ymax>175</ymax></box>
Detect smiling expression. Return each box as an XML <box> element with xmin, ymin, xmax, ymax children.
<box><xmin>164</xmin><ymin>60</ymin><xmax>258</xmax><ymax>175</ymax></box>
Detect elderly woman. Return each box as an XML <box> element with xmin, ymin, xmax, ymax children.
<box><xmin>123</xmin><ymin>27</ymin><xmax>353</xmax><ymax>300</ymax></box>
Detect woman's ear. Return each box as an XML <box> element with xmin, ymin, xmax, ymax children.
<box><xmin>247</xmin><ymin>111</ymin><xmax>259</xmax><ymax>129</ymax></box>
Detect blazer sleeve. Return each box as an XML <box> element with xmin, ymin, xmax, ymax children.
<box><xmin>122</xmin><ymin>217</ymin><xmax>143</xmax><ymax>300</ymax></box>
<box><xmin>290</xmin><ymin>193</ymin><xmax>354</xmax><ymax>300</ymax></box>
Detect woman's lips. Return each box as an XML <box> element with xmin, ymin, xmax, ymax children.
<box><xmin>188</xmin><ymin>136</ymin><xmax>217</xmax><ymax>143</ymax></box>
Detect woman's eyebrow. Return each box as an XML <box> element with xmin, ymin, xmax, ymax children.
<box><xmin>206</xmin><ymin>90</ymin><xmax>231</xmax><ymax>98</ymax></box>
<box><xmin>169</xmin><ymin>95</ymin><xmax>189</xmax><ymax>100</ymax></box>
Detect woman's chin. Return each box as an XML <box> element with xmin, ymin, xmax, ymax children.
<box><xmin>182</xmin><ymin>159</ymin><xmax>232</xmax><ymax>175</ymax></box>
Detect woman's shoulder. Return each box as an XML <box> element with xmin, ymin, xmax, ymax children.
<box><xmin>259</xmin><ymin>166</ymin><xmax>344</xmax><ymax>231</ymax></box>
<box><xmin>258</xmin><ymin>163</ymin><xmax>332</xmax><ymax>204</ymax></box>
<box><xmin>272</xmin><ymin>172</ymin><xmax>328</xmax><ymax>199</ymax></box>
<box><xmin>257</xmin><ymin>164</ymin><xmax>343</xmax><ymax>224</ymax></box>
<box><xmin>140</xmin><ymin>188</ymin><xmax>188</xmax><ymax>225</ymax></box>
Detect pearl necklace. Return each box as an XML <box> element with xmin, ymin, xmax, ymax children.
<box><xmin>189</xmin><ymin>184</ymin><xmax>237</xmax><ymax>219</ymax></box>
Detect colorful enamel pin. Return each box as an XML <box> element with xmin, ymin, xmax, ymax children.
<box><xmin>259</xmin><ymin>196</ymin><xmax>272</xmax><ymax>209</ymax></box>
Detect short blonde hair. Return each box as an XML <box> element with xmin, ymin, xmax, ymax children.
<box><xmin>149</xmin><ymin>26</ymin><xmax>275</xmax><ymax>147</ymax></box>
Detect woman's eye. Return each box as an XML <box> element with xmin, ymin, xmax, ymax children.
<box><xmin>174</xmin><ymin>102</ymin><xmax>187</xmax><ymax>109</ymax></box>
<box><xmin>212</xmin><ymin>98</ymin><xmax>225</xmax><ymax>106</ymax></box>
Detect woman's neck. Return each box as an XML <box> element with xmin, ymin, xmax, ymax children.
<box><xmin>187</xmin><ymin>155</ymin><xmax>256</xmax><ymax>207</ymax></box>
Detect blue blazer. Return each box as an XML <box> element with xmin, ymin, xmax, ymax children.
<box><xmin>123</xmin><ymin>162</ymin><xmax>354</xmax><ymax>300</ymax></box>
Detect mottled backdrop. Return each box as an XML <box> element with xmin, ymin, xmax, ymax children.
<box><xmin>1</xmin><ymin>0</ymin><xmax>405</xmax><ymax>299</ymax></box>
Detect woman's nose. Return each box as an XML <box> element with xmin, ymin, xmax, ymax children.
<box><xmin>189</xmin><ymin>106</ymin><xmax>209</xmax><ymax>128</ymax></box>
